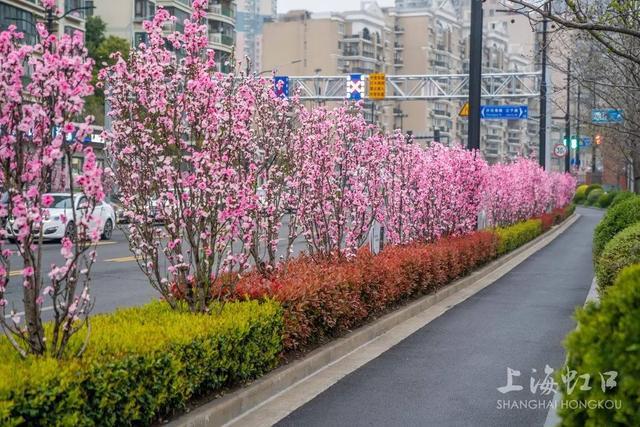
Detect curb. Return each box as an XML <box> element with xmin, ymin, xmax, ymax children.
<box><xmin>170</xmin><ymin>213</ymin><xmax>580</xmax><ymax>427</ymax></box>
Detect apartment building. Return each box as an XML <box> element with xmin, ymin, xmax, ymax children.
<box><xmin>393</xmin><ymin>1</ymin><xmax>463</xmax><ymax>141</ymax></box>
<box><xmin>94</xmin><ymin>0</ymin><xmax>236</xmax><ymax>69</ymax></box>
<box><xmin>235</xmin><ymin>0</ymin><xmax>275</xmax><ymax>72</ymax></box>
<box><xmin>261</xmin><ymin>2</ymin><xmax>397</xmax><ymax>130</ymax></box>
<box><xmin>0</xmin><ymin>0</ymin><xmax>87</xmax><ymax>43</ymax></box>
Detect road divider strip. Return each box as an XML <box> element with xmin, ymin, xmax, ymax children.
<box><xmin>169</xmin><ymin>213</ymin><xmax>581</xmax><ymax>427</ymax></box>
<box><xmin>105</xmin><ymin>255</ymin><xmax>138</xmax><ymax>263</ymax></box>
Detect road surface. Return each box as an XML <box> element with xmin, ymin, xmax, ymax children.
<box><xmin>4</xmin><ymin>217</ymin><xmax>309</xmax><ymax>317</ymax></box>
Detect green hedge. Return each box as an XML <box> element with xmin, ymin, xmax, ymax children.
<box><xmin>592</xmin><ymin>196</ymin><xmax>640</xmax><ymax>260</ymax></box>
<box><xmin>610</xmin><ymin>191</ymin><xmax>636</xmax><ymax>208</ymax></box>
<box><xmin>559</xmin><ymin>264</ymin><xmax>640</xmax><ymax>426</ymax></box>
<box><xmin>586</xmin><ymin>188</ymin><xmax>604</xmax><ymax>206</ymax></box>
<box><xmin>495</xmin><ymin>219</ymin><xmax>542</xmax><ymax>256</ymax></box>
<box><xmin>573</xmin><ymin>184</ymin><xmax>589</xmax><ymax>204</ymax></box>
<box><xmin>585</xmin><ymin>184</ymin><xmax>603</xmax><ymax>197</ymax></box>
<box><xmin>0</xmin><ymin>300</ymin><xmax>283</xmax><ymax>426</ymax></box>
<box><xmin>596</xmin><ymin>191</ymin><xmax>616</xmax><ymax>208</ymax></box>
<box><xmin>595</xmin><ymin>222</ymin><xmax>640</xmax><ymax>292</ymax></box>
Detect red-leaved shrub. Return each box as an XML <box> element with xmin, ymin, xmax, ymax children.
<box><xmin>230</xmin><ymin>231</ymin><xmax>498</xmax><ymax>351</ymax></box>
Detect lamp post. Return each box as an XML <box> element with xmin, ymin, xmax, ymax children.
<box><xmin>467</xmin><ymin>0</ymin><xmax>483</xmax><ymax>151</ymax></box>
<box><xmin>564</xmin><ymin>59</ymin><xmax>571</xmax><ymax>173</ymax></box>
<box><xmin>45</xmin><ymin>3</ymin><xmax>96</xmax><ymax>34</ymax></box>
<box><xmin>538</xmin><ymin>1</ymin><xmax>549</xmax><ymax>169</ymax></box>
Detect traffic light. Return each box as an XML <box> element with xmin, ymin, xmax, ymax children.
<box><xmin>570</xmin><ymin>137</ymin><xmax>578</xmax><ymax>149</ymax></box>
<box><xmin>595</xmin><ymin>134</ymin><xmax>602</xmax><ymax>145</ymax></box>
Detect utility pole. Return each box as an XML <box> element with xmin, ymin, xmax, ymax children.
<box><xmin>467</xmin><ymin>0</ymin><xmax>483</xmax><ymax>151</ymax></box>
<box><xmin>592</xmin><ymin>81</ymin><xmax>597</xmax><ymax>174</ymax></box>
<box><xmin>539</xmin><ymin>1</ymin><xmax>549</xmax><ymax>169</ymax></box>
<box><xmin>576</xmin><ymin>85</ymin><xmax>581</xmax><ymax>170</ymax></box>
<box><xmin>564</xmin><ymin>59</ymin><xmax>571</xmax><ymax>173</ymax></box>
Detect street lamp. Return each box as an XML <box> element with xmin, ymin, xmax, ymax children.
<box><xmin>45</xmin><ymin>3</ymin><xmax>96</xmax><ymax>34</ymax></box>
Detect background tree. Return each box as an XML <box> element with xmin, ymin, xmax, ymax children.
<box><xmin>84</xmin><ymin>16</ymin><xmax>130</xmax><ymax>126</ymax></box>
<box><xmin>0</xmin><ymin>14</ymin><xmax>104</xmax><ymax>357</ymax></box>
<box><xmin>507</xmin><ymin>0</ymin><xmax>640</xmax><ymax>192</ymax></box>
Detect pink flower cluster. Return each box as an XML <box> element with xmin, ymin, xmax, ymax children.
<box><xmin>483</xmin><ymin>157</ymin><xmax>576</xmax><ymax>226</ymax></box>
<box><xmin>104</xmin><ymin>2</ymin><xmax>576</xmax><ymax>310</ymax></box>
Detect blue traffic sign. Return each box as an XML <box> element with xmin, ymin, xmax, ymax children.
<box><xmin>273</xmin><ymin>76</ymin><xmax>289</xmax><ymax>98</ymax></box>
<box><xmin>480</xmin><ymin>105</ymin><xmax>528</xmax><ymax>120</ymax></box>
<box><xmin>592</xmin><ymin>109</ymin><xmax>624</xmax><ymax>124</ymax></box>
<box><xmin>580</xmin><ymin>137</ymin><xmax>592</xmax><ymax>147</ymax></box>
<box><xmin>347</xmin><ymin>74</ymin><xmax>364</xmax><ymax>101</ymax></box>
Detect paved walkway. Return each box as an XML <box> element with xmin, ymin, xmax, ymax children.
<box><xmin>277</xmin><ymin>207</ymin><xmax>603</xmax><ymax>427</ymax></box>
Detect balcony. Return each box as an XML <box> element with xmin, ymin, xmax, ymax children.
<box><xmin>432</xmin><ymin>109</ymin><xmax>451</xmax><ymax>118</ymax></box>
<box><xmin>394</xmin><ymin>26</ymin><xmax>405</xmax><ymax>34</ymax></box>
<box><xmin>342</xmin><ymin>48</ymin><xmax>360</xmax><ymax>57</ymax></box>
<box><xmin>208</xmin><ymin>32</ymin><xmax>234</xmax><ymax>48</ymax></box>
<box><xmin>394</xmin><ymin>42</ymin><xmax>404</xmax><ymax>50</ymax></box>
<box><xmin>208</xmin><ymin>3</ymin><xmax>236</xmax><ymax>21</ymax></box>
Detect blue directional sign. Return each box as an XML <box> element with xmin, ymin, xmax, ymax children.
<box><xmin>273</xmin><ymin>76</ymin><xmax>289</xmax><ymax>98</ymax></box>
<box><xmin>480</xmin><ymin>105</ymin><xmax>528</xmax><ymax>120</ymax></box>
<box><xmin>347</xmin><ymin>74</ymin><xmax>364</xmax><ymax>101</ymax></box>
<box><xmin>580</xmin><ymin>137</ymin><xmax>592</xmax><ymax>147</ymax></box>
<box><xmin>592</xmin><ymin>109</ymin><xmax>624</xmax><ymax>124</ymax></box>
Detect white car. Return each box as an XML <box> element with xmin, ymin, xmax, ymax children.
<box><xmin>7</xmin><ymin>193</ymin><xmax>116</xmax><ymax>241</ymax></box>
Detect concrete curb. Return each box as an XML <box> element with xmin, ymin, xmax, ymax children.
<box><xmin>170</xmin><ymin>213</ymin><xmax>580</xmax><ymax>427</ymax></box>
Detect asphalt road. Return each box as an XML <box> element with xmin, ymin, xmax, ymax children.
<box><xmin>277</xmin><ymin>207</ymin><xmax>603</xmax><ymax>427</ymax></box>
<box><xmin>4</xmin><ymin>217</ymin><xmax>310</xmax><ymax>318</ymax></box>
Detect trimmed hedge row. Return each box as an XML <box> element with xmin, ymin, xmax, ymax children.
<box><xmin>495</xmin><ymin>219</ymin><xmax>542</xmax><ymax>255</ymax></box>
<box><xmin>595</xmin><ymin>191</ymin><xmax>616</xmax><ymax>208</ymax></box>
<box><xmin>0</xmin><ymin>301</ymin><xmax>283</xmax><ymax>426</ymax></box>
<box><xmin>586</xmin><ymin>188</ymin><xmax>604</xmax><ymax>206</ymax></box>
<box><xmin>559</xmin><ymin>264</ymin><xmax>640</xmax><ymax>426</ymax></box>
<box><xmin>592</xmin><ymin>195</ymin><xmax>640</xmax><ymax>260</ymax></box>
<box><xmin>610</xmin><ymin>191</ymin><xmax>635</xmax><ymax>208</ymax></box>
<box><xmin>595</xmin><ymin>222</ymin><xmax>640</xmax><ymax>292</ymax></box>
<box><xmin>231</xmin><ymin>205</ymin><xmax>572</xmax><ymax>351</ymax></box>
<box><xmin>573</xmin><ymin>184</ymin><xmax>589</xmax><ymax>204</ymax></box>
<box><xmin>234</xmin><ymin>231</ymin><xmax>499</xmax><ymax>351</ymax></box>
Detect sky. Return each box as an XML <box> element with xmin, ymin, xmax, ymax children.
<box><xmin>277</xmin><ymin>0</ymin><xmax>395</xmax><ymax>14</ymax></box>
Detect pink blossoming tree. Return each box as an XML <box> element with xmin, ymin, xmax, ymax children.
<box><xmin>104</xmin><ymin>1</ymin><xmax>266</xmax><ymax>311</ymax></box>
<box><xmin>0</xmin><ymin>9</ymin><xmax>103</xmax><ymax>358</ymax></box>
<box><xmin>289</xmin><ymin>104</ymin><xmax>387</xmax><ymax>258</ymax></box>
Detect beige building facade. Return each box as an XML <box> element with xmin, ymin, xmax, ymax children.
<box><xmin>94</xmin><ymin>0</ymin><xmax>236</xmax><ymax>70</ymax></box>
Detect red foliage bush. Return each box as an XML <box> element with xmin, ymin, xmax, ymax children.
<box><xmin>230</xmin><ymin>231</ymin><xmax>498</xmax><ymax>351</ymax></box>
<box><xmin>538</xmin><ymin>204</ymin><xmax>573</xmax><ymax>232</ymax></box>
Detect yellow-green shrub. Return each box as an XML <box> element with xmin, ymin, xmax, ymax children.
<box><xmin>494</xmin><ymin>219</ymin><xmax>543</xmax><ymax>255</ymax></box>
<box><xmin>0</xmin><ymin>300</ymin><xmax>283</xmax><ymax>426</ymax></box>
<box><xmin>573</xmin><ymin>184</ymin><xmax>589</xmax><ymax>203</ymax></box>
<box><xmin>559</xmin><ymin>264</ymin><xmax>640</xmax><ymax>425</ymax></box>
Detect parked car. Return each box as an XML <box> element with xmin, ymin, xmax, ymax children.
<box><xmin>107</xmin><ymin>194</ymin><xmax>127</xmax><ymax>224</ymax></box>
<box><xmin>6</xmin><ymin>193</ymin><xmax>115</xmax><ymax>241</ymax></box>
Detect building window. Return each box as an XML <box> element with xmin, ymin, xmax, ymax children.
<box><xmin>85</xmin><ymin>0</ymin><xmax>94</xmax><ymax>17</ymax></box>
<box><xmin>0</xmin><ymin>4</ymin><xmax>37</xmax><ymax>44</ymax></box>
<box><xmin>134</xmin><ymin>32</ymin><xmax>149</xmax><ymax>46</ymax></box>
<box><xmin>135</xmin><ymin>0</ymin><xmax>144</xmax><ymax>18</ymax></box>
<box><xmin>135</xmin><ymin>0</ymin><xmax>155</xmax><ymax>19</ymax></box>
